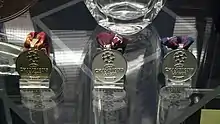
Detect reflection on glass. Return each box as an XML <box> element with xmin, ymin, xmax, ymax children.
<box><xmin>85</xmin><ymin>0</ymin><xmax>165</xmax><ymax>35</ymax></box>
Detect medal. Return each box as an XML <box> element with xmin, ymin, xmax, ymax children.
<box><xmin>16</xmin><ymin>32</ymin><xmax>52</xmax><ymax>80</ymax></box>
<box><xmin>92</xmin><ymin>32</ymin><xmax>127</xmax><ymax>83</ymax></box>
<box><xmin>16</xmin><ymin>49</ymin><xmax>52</xmax><ymax>79</ymax></box>
<box><xmin>162</xmin><ymin>49</ymin><xmax>197</xmax><ymax>82</ymax></box>
<box><xmin>160</xmin><ymin>36</ymin><xmax>196</xmax><ymax>108</ymax></box>
<box><xmin>162</xmin><ymin>36</ymin><xmax>197</xmax><ymax>83</ymax></box>
<box><xmin>92</xmin><ymin>49</ymin><xmax>127</xmax><ymax>83</ymax></box>
<box><xmin>92</xmin><ymin>32</ymin><xmax>127</xmax><ymax>124</ymax></box>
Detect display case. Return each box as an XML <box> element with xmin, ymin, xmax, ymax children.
<box><xmin>0</xmin><ymin>0</ymin><xmax>219</xmax><ymax>124</ymax></box>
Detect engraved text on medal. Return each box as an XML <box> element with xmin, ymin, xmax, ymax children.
<box><xmin>20</xmin><ymin>67</ymin><xmax>49</xmax><ymax>75</ymax></box>
<box><xmin>165</xmin><ymin>67</ymin><xmax>194</xmax><ymax>79</ymax></box>
<box><xmin>94</xmin><ymin>64</ymin><xmax>124</xmax><ymax>79</ymax></box>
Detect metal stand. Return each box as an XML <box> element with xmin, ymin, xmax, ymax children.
<box><xmin>19</xmin><ymin>79</ymin><xmax>50</xmax><ymax>89</ymax></box>
<box><xmin>92</xmin><ymin>45</ymin><xmax>127</xmax><ymax>124</ymax></box>
<box><xmin>157</xmin><ymin>79</ymin><xmax>193</xmax><ymax>124</ymax></box>
<box><xmin>93</xmin><ymin>78</ymin><xmax>127</xmax><ymax>124</ymax></box>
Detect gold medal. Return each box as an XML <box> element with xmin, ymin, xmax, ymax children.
<box><xmin>16</xmin><ymin>49</ymin><xmax>52</xmax><ymax>80</ymax></box>
<box><xmin>16</xmin><ymin>33</ymin><xmax>52</xmax><ymax>80</ymax></box>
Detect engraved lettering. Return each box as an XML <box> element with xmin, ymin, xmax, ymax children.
<box><xmin>94</xmin><ymin>64</ymin><xmax>124</xmax><ymax>78</ymax></box>
<box><xmin>20</xmin><ymin>67</ymin><xmax>49</xmax><ymax>76</ymax></box>
<box><xmin>165</xmin><ymin>67</ymin><xmax>194</xmax><ymax>79</ymax></box>
<box><xmin>95</xmin><ymin>68</ymin><xmax>124</xmax><ymax>75</ymax></box>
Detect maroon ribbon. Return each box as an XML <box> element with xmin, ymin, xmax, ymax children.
<box><xmin>96</xmin><ymin>32</ymin><xmax>127</xmax><ymax>49</ymax></box>
<box><xmin>24</xmin><ymin>32</ymin><xmax>50</xmax><ymax>55</ymax></box>
<box><xmin>161</xmin><ymin>36</ymin><xmax>194</xmax><ymax>50</ymax></box>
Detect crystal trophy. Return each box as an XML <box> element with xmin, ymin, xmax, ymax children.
<box><xmin>160</xmin><ymin>36</ymin><xmax>197</xmax><ymax>109</ymax></box>
<box><xmin>85</xmin><ymin>0</ymin><xmax>166</xmax><ymax>35</ymax></box>
<box><xmin>91</xmin><ymin>32</ymin><xmax>127</xmax><ymax>124</ymax></box>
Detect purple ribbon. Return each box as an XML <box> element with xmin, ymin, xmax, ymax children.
<box><xmin>161</xmin><ymin>36</ymin><xmax>194</xmax><ymax>50</ymax></box>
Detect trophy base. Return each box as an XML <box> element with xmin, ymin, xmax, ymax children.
<box><xmin>19</xmin><ymin>78</ymin><xmax>50</xmax><ymax>89</ymax></box>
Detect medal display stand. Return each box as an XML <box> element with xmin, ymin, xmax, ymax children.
<box><xmin>157</xmin><ymin>37</ymin><xmax>198</xmax><ymax>124</ymax></box>
<box><xmin>92</xmin><ymin>45</ymin><xmax>127</xmax><ymax>124</ymax></box>
<box><xmin>160</xmin><ymin>79</ymin><xmax>192</xmax><ymax>108</ymax></box>
<box><xmin>93</xmin><ymin>78</ymin><xmax>127</xmax><ymax>124</ymax></box>
<box><xmin>85</xmin><ymin>27</ymin><xmax>162</xmax><ymax>124</ymax></box>
<box><xmin>14</xmin><ymin>33</ymin><xmax>56</xmax><ymax>111</ymax></box>
<box><xmin>83</xmin><ymin>30</ymin><xmax>129</xmax><ymax>124</ymax></box>
<box><xmin>158</xmin><ymin>79</ymin><xmax>193</xmax><ymax>124</ymax></box>
<box><xmin>19</xmin><ymin>78</ymin><xmax>50</xmax><ymax>89</ymax></box>
<box><xmin>19</xmin><ymin>76</ymin><xmax>54</xmax><ymax>111</ymax></box>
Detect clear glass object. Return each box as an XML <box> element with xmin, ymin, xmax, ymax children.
<box><xmin>85</xmin><ymin>0</ymin><xmax>166</xmax><ymax>35</ymax></box>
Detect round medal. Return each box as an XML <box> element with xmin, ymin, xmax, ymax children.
<box><xmin>0</xmin><ymin>0</ymin><xmax>37</xmax><ymax>22</ymax></box>
<box><xmin>92</xmin><ymin>49</ymin><xmax>127</xmax><ymax>83</ymax></box>
<box><xmin>162</xmin><ymin>49</ymin><xmax>197</xmax><ymax>82</ymax></box>
<box><xmin>16</xmin><ymin>49</ymin><xmax>52</xmax><ymax>79</ymax></box>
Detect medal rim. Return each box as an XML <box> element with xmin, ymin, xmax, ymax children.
<box><xmin>162</xmin><ymin>49</ymin><xmax>197</xmax><ymax>82</ymax></box>
<box><xmin>92</xmin><ymin>49</ymin><xmax>127</xmax><ymax>83</ymax></box>
<box><xmin>15</xmin><ymin>49</ymin><xmax>53</xmax><ymax>79</ymax></box>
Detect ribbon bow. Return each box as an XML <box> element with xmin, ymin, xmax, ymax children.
<box><xmin>161</xmin><ymin>36</ymin><xmax>194</xmax><ymax>50</ymax></box>
<box><xmin>24</xmin><ymin>32</ymin><xmax>49</xmax><ymax>55</ymax></box>
<box><xmin>96</xmin><ymin>32</ymin><xmax>127</xmax><ymax>49</ymax></box>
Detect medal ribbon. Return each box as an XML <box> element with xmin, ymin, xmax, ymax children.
<box><xmin>161</xmin><ymin>36</ymin><xmax>194</xmax><ymax>50</ymax></box>
<box><xmin>96</xmin><ymin>32</ymin><xmax>127</xmax><ymax>49</ymax></box>
<box><xmin>24</xmin><ymin>32</ymin><xmax>50</xmax><ymax>55</ymax></box>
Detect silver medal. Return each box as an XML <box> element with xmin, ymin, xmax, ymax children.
<box><xmin>162</xmin><ymin>49</ymin><xmax>197</xmax><ymax>82</ymax></box>
<box><xmin>92</xmin><ymin>49</ymin><xmax>127</xmax><ymax>83</ymax></box>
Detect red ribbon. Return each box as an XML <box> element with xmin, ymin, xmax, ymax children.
<box><xmin>96</xmin><ymin>32</ymin><xmax>127</xmax><ymax>49</ymax></box>
<box><xmin>24</xmin><ymin>32</ymin><xmax>50</xmax><ymax>55</ymax></box>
